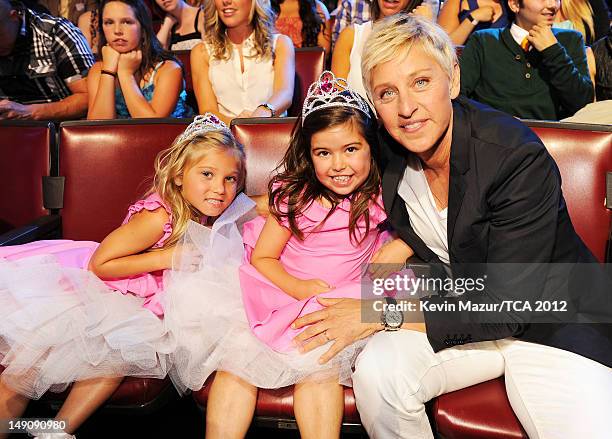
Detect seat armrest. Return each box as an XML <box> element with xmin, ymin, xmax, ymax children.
<box><xmin>0</xmin><ymin>214</ymin><xmax>62</xmax><ymax>246</ymax></box>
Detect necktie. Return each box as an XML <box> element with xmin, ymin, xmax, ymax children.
<box><xmin>520</xmin><ymin>37</ymin><xmax>531</xmax><ymax>52</ymax></box>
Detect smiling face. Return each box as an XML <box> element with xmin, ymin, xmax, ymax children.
<box><xmin>174</xmin><ymin>147</ymin><xmax>241</xmax><ymax>218</ymax></box>
<box><xmin>377</xmin><ymin>0</ymin><xmax>413</xmax><ymax>18</ymax></box>
<box><xmin>102</xmin><ymin>1</ymin><xmax>142</xmax><ymax>52</ymax></box>
<box><xmin>508</xmin><ymin>0</ymin><xmax>559</xmax><ymax>30</ymax></box>
<box><xmin>370</xmin><ymin>44</ymin><xmax>459</xmax><ymax>157</ymax></box>
<box><xmin>310</xmin><ymin>120</ymin><xmax>372</xmax><ymax>196</ymax></box>
<box><xmin>214</xmin><ymin>0</ymin><xmax>253</xmax><ymax>28</ymax></box>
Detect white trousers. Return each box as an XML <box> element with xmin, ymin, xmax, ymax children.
<box><xmin>352</xmin><ymin>331</ymin><xmax>612</xmax><ymax>439</ymax></box>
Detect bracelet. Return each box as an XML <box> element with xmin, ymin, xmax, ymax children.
<box><xmin>257</xmin><ymin>103</ymin><xmax>276</xmax><ymax>117</ymax></box>
<box><xmin>101</xmin><ymin>69</ymin><xmax>117</xmax><ymax>78</ymax></box>
<box><xmin>464</xmin><ymin>12</ymin><xmax>479</xmax><ymax>26</ymax></box>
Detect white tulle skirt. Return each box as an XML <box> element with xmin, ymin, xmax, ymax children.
<box><xmin>0</xmin><ymin>255</ymin><xmax>174</xmax><ymax>400</ymax></box>
<box><xmin>164</xmin><ymin>195</ymin><xmax>365</xmax><ymax>394</ymax></box>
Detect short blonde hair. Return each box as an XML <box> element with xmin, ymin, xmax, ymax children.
<box><xmin>361</xmin><ymin>14</ymin><xmax>457</xmax><ymax>100</ymax></box>
<box><xmin>148</xmin><ymin>130</ymin><xmax>246</xmax><ymax>249</ymax></box>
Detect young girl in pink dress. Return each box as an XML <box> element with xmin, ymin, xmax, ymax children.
<box><xmin>0</xmin><ymin>114</ymin><xmax>253</xmax><ymax>439</ymax></box>
<box><xmin>164</xmin><ymin>72</ymin><xmax>413</xmax><ymax>439</ymax></box>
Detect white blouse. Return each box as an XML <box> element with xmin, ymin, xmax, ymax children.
<box><xmin>347</xmin><ymin>21</ymin><xmax>374</xmax><ymax>109</ymax></box>
<box><xmin>207</xmin><ymin>33</ymin><xmax>281</xmax><ymax>118</ymax></box>
<box><xmin>397</xmin><ymin>155</ymin><xmax>450</xmax><ymax>263</ymax></box>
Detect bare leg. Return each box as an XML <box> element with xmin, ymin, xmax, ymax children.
<box><xmin>0</xmin><ymin>379</ymin><xmax>29</xmax><ymax>439</ymax></box>
<box><xmin>294</xmin><ymin>380</ymin><xmax>343</xmax><ymax>439</ymax></box>
<box><xmin>55</xmin><ymin>377</ymin><xmax>124</xmax><ymax>434</ymax></box>
<box><xmin>206</xmin><ymin>371</ymin><xmax>257</xmax><ymax>439</ymax></box>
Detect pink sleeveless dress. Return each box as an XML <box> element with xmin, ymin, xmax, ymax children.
<box><xmin>0</xmin><ymin>193</ymin><xmax>175</xmax><ymax>399</ymax></box>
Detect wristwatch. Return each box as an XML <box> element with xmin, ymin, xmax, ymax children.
<box><xmin>257</xmin><ymin>103</ymin><xmax>276</xmax><ymax>117</ymax></box>
<box><xmin>381</xmin><ymin>296</ymin><xmax>403</xmax><ymax>331</ymax></box>
<box><xmin>465</xmin><ymin>12</ymin><xmax>479</xmax><ymax>26</ymax></box>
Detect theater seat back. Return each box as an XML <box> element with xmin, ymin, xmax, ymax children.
<box><xmin>527</xmin><ymin>121</ymin><xmax>612</xmax><ymax>262</ymax></box>
<box><xmin>59</xmin><ymin>119</ymin><xmax>190</xmax><ymax>242</ymax></box>
<box><xmin>231</xmin><ymin>118</ymin><xmax>297</xmax><ymax>195</ymax></box>
<box><xmin>0</xmin><ymin>122</ymin><xmax>53</xmax><ymax>234</ymax></box>
<box><xmin>173</xmin><ymin>50</ymin><xmax>198</xmax><ymax>113</ymax></box>
<box><xmin>289</xmin><ymin>48</ymin><xmax>325</xmax><ymax>117</ymax></box>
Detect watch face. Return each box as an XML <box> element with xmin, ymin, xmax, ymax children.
<box><xmin>385</xmin><ymin>310</ymin><xmax>403</xmax><ymax>328</ymax></box>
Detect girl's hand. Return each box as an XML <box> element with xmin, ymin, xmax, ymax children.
<box><xmin>293</xmin><ymin>279</ymin><xmax>333</xmax><ymax>297</ymax></box>
<box><xmin>157</xmin><ymin>245</ymin><xmax>177</xmax><ymax>270</ymax></box>
<box><xmin>101</xmin><ymin>45</ymin><xmax>121</xmax><ymax>72</ymax></box>
<box><xmin>368</xmin><ymin>238</ymin><xmax>414</xmax><ymax>280</ymax></box>
<box><xmin>118</xmin><ymin>50</ymin><xmax>142</xmax><ymax>76</ymax></box>
<box><xmin>162</xmin><ymin>14</ymin><xmax>178</xmax><ymax>28</ymax></box>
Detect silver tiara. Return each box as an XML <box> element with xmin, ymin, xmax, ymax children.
<box><xmin>177</xmin><ymin>113</ymin><xmax>230</xmax><ymax>143</ymax></box>
<box><xmin>301</xmin><ymin>71</ymin><xmax>371</xmax><ymax>125</ymax></box>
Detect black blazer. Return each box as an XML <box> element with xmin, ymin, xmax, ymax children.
<box><xmin>380</xmin><ymin>97</ymin><xmax>612</xmax><ymax>367</ymax></box>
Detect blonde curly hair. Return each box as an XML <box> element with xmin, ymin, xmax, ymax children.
<box><xmin>203</xmin><ymin>0</ymin><xmax>277</xmax><ymax>61</ymax></box>
<box><xmin>147</xmin><ymin>129</ymin><xmax>246</xmax><ymax>249</ymax></box>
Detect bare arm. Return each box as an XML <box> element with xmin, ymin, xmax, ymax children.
<box><xmin>250</xmin><ymin>215</ymin><xmax>331</xmax><ymax>300</ymax></box>
<box><xmin>331</xmin><ymin>26</ymin><xmax>354</xmax><ymax>80</ymax></box>
<box><xmin>316</xmin><ymin>1</ymin><xmax>331</xmax><ymax>59</ymax></box>
<box><xmin>251</xmin><ymin>35</ymin><xmax>295</xmax><ymax>117</ymax></box>
<box><xmin>156</xmin><ymin>15</ymin><xmax>178</xmax><ymax>50</ymax></box>
<box><xmin>191</xmin><ymin>42</ymin><xmax>231</xmax><ymax>124</ymax></box>
<box><xmin>438</xmin><ymin>0</ymin><xmax>495</xmax><ymax>46</ymax></box>
<box><xmin>118</xmin><ymin>59</ymin><xmax>183</xmax><ymax>118</ymax></box>
<box><xmin>87</xmin><ymin>61</ymin><xmax>117</xmax><ymax>119</ymax></box>
<box><xmin>89</xmin><ymin>208</ymin><xmax>174</xmax><ymax>279</ymax></box>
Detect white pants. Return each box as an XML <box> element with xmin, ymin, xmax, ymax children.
<box><xmin>352</xmin><ymin>331</ymin><xmax>612</xmax><ymax>439</ymax></box>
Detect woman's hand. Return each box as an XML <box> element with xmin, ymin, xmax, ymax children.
<box><xmin>471</xmin><ymin>5</ymin><xmax>495</xmax><ymax>22</ymax></box>
<box><xmin>411</xmin><ymin>3</ymin><xmax>434</xmax><ymax>20</ymax></box>
<box><xmin>292</xmin><ymin>297</ymin><xmax>380</xmax><ymax>363</ymax></box>
<box><xmin>118</xmin><ymin>50</ymin><xmax>142</xmax><ymax>76</ymax></box>
<box><xmin>250</xmin><ymin>105</ymin><xmax>273</xmax><ymax>118</ymax></box>
<box><xmin>368</xmin><ymin>238</ymin><xmax>414</xmax><ymax>280</ymax></box>
<box><xmin>162</xmin><ymin>14</ymin><xmax>178</xmax><ymax>28</ymax></box>
<box><xmin>101</xmin><ymin>45</ymin><xmax>121</xmax><ymax>73</ymax></box>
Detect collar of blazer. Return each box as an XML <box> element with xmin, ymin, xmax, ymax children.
<box><xmin>379</xmin><ymin>98</ymin><xmax>473</xmax><ymax>262</ymax></box>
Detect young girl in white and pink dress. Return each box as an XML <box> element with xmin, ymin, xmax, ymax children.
<box><xmin>0</xmin><ymin>114</ymin><xmax>253</xmax><ymax>439</ymax></box>
<box><xmin>165</xmin><ymin>72</ymin><xmax>414</xmax><ymax>439</ymax></box>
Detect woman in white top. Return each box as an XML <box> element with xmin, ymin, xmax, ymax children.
<box><xmin>331</xmin><ymin>0</ymin><xmax>435</xmax><ymax>104</ymax></box>
<box><xmin>191</xmin><ymin>0</ymin><xmax>295</xmax><ymax>124</ymax></box>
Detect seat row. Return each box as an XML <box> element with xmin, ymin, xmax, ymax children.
<box><xmin>0</xmin><ymin>118</ymin><xmax>610</xmax><ymax>438</ymax></box>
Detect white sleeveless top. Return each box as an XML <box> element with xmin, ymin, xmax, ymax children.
<box><xmin>347</xmin><ymin>21</ymin><xmax>374</xmax><ymax>110</ymax></box>
<box><xmin>397</xmin><ymin>154</ymin><xmax>450</xmax><ymax>264</ymax></box>
<box><xmin>207</xmin><ymin>33</ymin><xmax>280</xmax><ymax>118</ymax></box>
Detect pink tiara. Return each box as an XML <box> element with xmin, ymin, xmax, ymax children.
<box><xmin>301</xmin><ymin>71</ymin><xmax>371</xmax><ymax>125</ymax></box>
<box><xmin>177</xmin><ymin>113</ymin><xmax>230</xmax><ymax>143</ymax></box>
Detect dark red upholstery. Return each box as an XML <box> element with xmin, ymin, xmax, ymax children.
<box><xmin>59</xmin><ymin>119</ymin><xmax>189</xmax><ymax>242</ymax></box>
<box><xmin>173</xmin><ymin>50</ymin><xmax>197</xmax><ymax>112</ymax></box>
<box><xmin>289</xmin><ymin>47</ymin><xmax>325</xmax><ymax>117</ymax></box>
<box><xmin>0</xmin><ymin>122</ymin><xmax>53</xmax><ymax>234</ymax></box>
<box><xmin>433</xmin><ymin>121</ymin><xmax>612</xmax><ymax>439</ymax></box>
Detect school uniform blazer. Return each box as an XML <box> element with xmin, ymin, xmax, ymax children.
<box><xmin>379</xmin><ymin>97</ymin><xmax>612</xmax><ymax>367</ymax></box>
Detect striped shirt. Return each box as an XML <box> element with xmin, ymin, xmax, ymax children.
<box><xmin>0</xmin><ymin>8</ymin><xmax>94</xmax><ymax>104</ymax></box>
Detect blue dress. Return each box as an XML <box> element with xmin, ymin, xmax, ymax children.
<box><xmin>458</xmin><ymin>0</ymin><xmax>509</xmax><ymax>33</ymax></box>
<box><xmin>115</xmin><ymin>61</ymin><xmax>193</xmax><ymax>119</ymax></box>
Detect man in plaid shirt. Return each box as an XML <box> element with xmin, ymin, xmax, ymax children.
<box><xmin>0</xmin><ymin>0</ymin><xmax>94</xmax><ymax>120</ymax></box>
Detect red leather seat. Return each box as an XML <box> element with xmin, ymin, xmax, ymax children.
<box><xmin>433</xmin><ymin>121</ymin><xmax>612</xmax><ymax>439</ymax></box>
<box><xmin>173</xmin><ymin>50</ymin><xmax>197</xmax><ymax>113</ymax></box>
<box><xmin>290</xmin><ymin>47</ymin><xmax>325</xmax><ymax>117</ymax></box>
<box><xmin>47</xmin><ymin>119</ymin><xmax>191</xmax><ymax>409</ymax></box>
<box><xmin>0</xmin><ymin>122</ymin><xmax>53</xmax><ymax>235</ymax></box>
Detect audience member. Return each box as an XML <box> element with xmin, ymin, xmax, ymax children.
<box><xmin>38</xmin><ymin>0</ymin><xmax>96</xmax><ymax>24</ymax></box>
<box><xmin>77</xmin><ymin>2</ymin><xmax>100</xmax><ymax>54</ymax></box>
<box><xmin>592</xmin><ymin>26</ymin><xmax>611</xmax><ymax>100</ymax></box>
<box><xmin>87</xmin><ymin>0</ymin><xmax>193</xmax><ymax>119</ymax></box>
<box><xmin>154</xmin><ymin>0</ymin><xmax>204</xmax><ymax>50</ymax></box>
<box><xmin>0</xmin><ymin>0</ymin><xmax>94</xmax><ymax>120</ymax></box>
<box><xmin>272</xmin><ymin>0</ymin><xmax>331</xmax><ymax>56</ymax></box>
<box><xmin>191</xmin><ymin>0</ymin><xmax>295</xmax><ymax>125</ymax></box>
<box><xmin>438</xmin><ymin>0</ymin><xmax>510</xmax><ymax>45</ymax></box>
<box><xmin>460</xmin><ymin>0</ymin><xmax>593</xmax><ymax>120</ymax></box>
<box><xmin>553</xmin><ymin>0</ymin><xmax>609</xmax><ymax>44</ymax></box>
<box><xmin>332</xmin><ymin>0</ymin><xmax>435</xmax><ymax>104</ymax></box>
<box><xmin>331</xmin><ymin>0</ymin><xmax>370</xmax><ymax>46</ymax></box>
